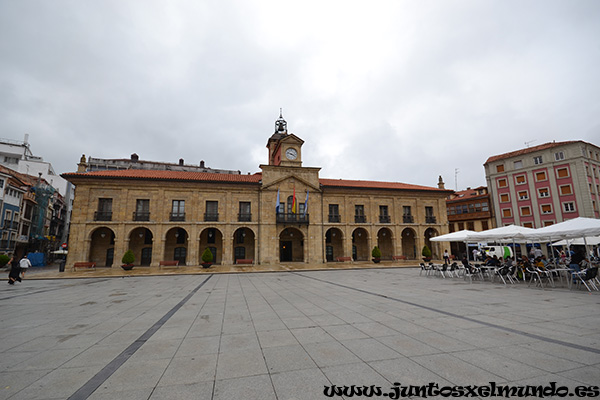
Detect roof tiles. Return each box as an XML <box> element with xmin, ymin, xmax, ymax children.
<box><xmin>62</xmin><ymin>169</ymin><xmax>445</xmax><ymax>192</ymax></box>
<box><xmin>484</xmin><ymin>141</ymin><xmax>578</xmax><ymax>164</ymax></box>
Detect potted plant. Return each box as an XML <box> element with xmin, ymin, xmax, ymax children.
<box><xmin>422</xmin><ymin>245</ymin><xmax>432</xmax><ymax>262</ymax></box>
<box><xmin>0</xmin><ymin>254</ymin><xmax>10</xmax><ymax>269</ymax></box>
<box><xmin>121</xmin><ymin>250</ymin><xmax>135</xmax><ymax>271</ymax></box>
<box><xmin>201</xmin><ymin>248</ymin><xmax>213</xmax><ymax>268</ymax></box>
<box><xmin>371</xmin><ymin>246</ymin><xmax>381</xmax><ymax>263</ymax></box>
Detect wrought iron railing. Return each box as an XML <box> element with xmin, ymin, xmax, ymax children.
<box><xmin>276</xmin><ymin>213</ymin><xmax>309</xmax><ymax>224</ymax></box>
<box><xmin>94</xmin><ymin>211</ymin><xmax>112</xmax><ymax>221</ymax></box>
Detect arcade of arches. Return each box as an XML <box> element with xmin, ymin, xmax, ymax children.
<box><xmin>86</xmin><ymin>225</ymin><xmax>440</xmax><ymax>267</ymax></box>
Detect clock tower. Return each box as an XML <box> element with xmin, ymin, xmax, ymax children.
<box><xmin>266</xmin><ymin>110</ymin><xmax>303</xmax><ymax>167</ymax></box>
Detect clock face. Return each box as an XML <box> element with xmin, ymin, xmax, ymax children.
<box><xmin>285</xmin><ymin>148</ymin><xmax>298</xmax><ymax>160</ymax></box>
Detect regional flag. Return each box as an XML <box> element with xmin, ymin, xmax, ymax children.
<box><xmin>303</xmin><ymin>190</ymin><xmax>309</xmax><ymax>216</ymax></box>
<box><xmin>276</xmin><ymin>189</ymin><xmax>280</xmax><ymax>213</ymax></box>
<box><xmin>292</xmin><ymin>187</ymin><xmax>297</xmax><ymax>214</ymax></box>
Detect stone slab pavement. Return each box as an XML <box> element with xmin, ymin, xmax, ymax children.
<box><xmin>1</xmin><ymin>267</ymin><xmax>599</xmax><ymax>399</ymax></box>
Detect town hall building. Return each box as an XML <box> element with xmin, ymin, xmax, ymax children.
<box><xmin>62</xmin><ymin>114</ymin><xmax>451</xmax><ymax>268</ymax></box>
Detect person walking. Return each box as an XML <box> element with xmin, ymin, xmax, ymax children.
<box><xmin>19</xmin><ymin>254</ymin><xmax>31</xmax><ymax>280</ymax></box>
<box><xmin>7</xmin><ymin>254</ymin><xmax>21</xmax><ymax>285</ymax></box>
<box><xmin>443</xmin><ymin>249</ymin><xmax>450</xmax><ymax>265</ymax></box>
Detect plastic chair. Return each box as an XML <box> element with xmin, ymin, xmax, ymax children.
<box><xmin>573</xmin><ymin>267</ymin><xmax>599</xmax><ymax>292</ymax></box>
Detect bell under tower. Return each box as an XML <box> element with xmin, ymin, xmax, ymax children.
<box><xmin>266</xmin><ymin>110</ymin><xmax>304</xmax><ymax>167</ymax></box>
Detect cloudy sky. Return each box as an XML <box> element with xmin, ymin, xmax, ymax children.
<box><xmin>1</xmin><ymin>0</ymin><xmax>599</xmax><ymax>190</ymax></box>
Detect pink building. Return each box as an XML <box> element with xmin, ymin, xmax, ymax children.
<box><xmin>484</xmin><ymin>141</ymin><xmax>600</xmax><ymax>228</ymax></box>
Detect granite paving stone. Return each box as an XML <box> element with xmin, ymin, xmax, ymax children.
<box><xmin>1</xmin><ymin>265</ymin><xmax>598</xmax><ymax>399</ymax></box>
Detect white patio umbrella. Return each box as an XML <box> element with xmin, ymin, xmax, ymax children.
<box><xmin>430</xmin><ymin>230</ymin><xmax>477</xmax><ymax>242</ymax></box>
<box><xmin>527</xmin><ymin>217</ymin><xmax>600</xmax><ymax>241</ymax></box>
<box><xmin>527</xmin><ymin>218</ymin><xmax>600</xmax><ymax>263</ymax></box>
<box><xmin>551</xmin><ymin>236</ymin><xmax>600</xmax><ymax>247</ymax></box>
<box><xmin>467</xmin><ymin>225</ymin><xmax>537</xmax><ymax>263</ymax></box>
<box><xmin>430</xmin><ymin>230</ymin><xmax>478</xmax><ymax>261</ymax></box>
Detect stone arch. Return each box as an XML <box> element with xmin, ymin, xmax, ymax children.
<box><xmin>325</xmin><ymin>227</ymin><xmax>344</xmax><ymax>262</ymax></box>
<box><xmin>233</xmin><ymin>227</ymin><xmax>256</xmax><ymax>262</ymax></box>
<box><xmin>352</xmin><ymin>228</ymin><xmax>369</xmax><ymax>261</ymax></box>
<box><xmin>89</xmin><ymin>227</ymin><xmax>116</xmax><ymax>267</ymax></box>
<box><xmin>424</xmin><ymin>228</ymin><xmax>440</xmax><ymax>259</ymax></box>
<box><xmin>377</xmin><ymin>227</ymin><xmax>394</xmax><ymax>259</ymax></box>
<box><xmin>199</xmin><ymin>227</ymin><xmax>223</xmax><ymax>264</ymax></box>
<box><xmin>127</xmin><ymin>227</ymin><xmax>153</xmax><ymax>266</ymax></box>
<box><xmin>165</xmin><ymin>227</ymin><xmax>189</xmax><ymax>265</ymax></box>
<box><xmin>279</xmin><ymin>227</ymin><xmax>304</xmax><ymax>262</ymax></box>
<box><xmin>401</xmin><ymin>228</ymin><xmax>417</xmax><ymax>259</ymax></box>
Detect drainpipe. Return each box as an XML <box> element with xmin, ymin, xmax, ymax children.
<box><xmin>257</xmin><ymin>184</ymin><xmax>261</xmax><ymax>264</ymax></box>
<box><xmin>320</xmin><ymin>184</ymin><xmax>325</xmax><ymax>263</ymax></box>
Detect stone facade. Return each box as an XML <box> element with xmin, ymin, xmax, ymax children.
<box><xmin>63</xmin><ymin>118</ymin><xmax>451</xmax><ymax>268</ymax></box>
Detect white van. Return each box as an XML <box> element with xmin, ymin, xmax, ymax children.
<box><xmin>482</xmin><ymin>246</ymin><xmax>513</xmax><ymax>259</ymax></box>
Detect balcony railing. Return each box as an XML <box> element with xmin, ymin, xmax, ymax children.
<box><xmin>328</xmin><ymin>214</ymin><xmax>341</xmax><ymax>223</ymax></box>
<box><xmin>426</xmin><ymin>216</ymin><xmax>437</xmax><ymax>224</ymax></box>
<box><xmin>170</xmin><ymin>212</ymin><xmax>186</xmax><ymax>222</ymax></box>
<box><xmin>355</xmin><ymin>215</ymin><xmax>367</xmax><ymax>223</ymax></box>
<box><xmin>94</xmin><ymin>211</ymin><xmax>112</xmax><ymax>221</ymax></box>
<box><xmin>403</xmin><ymin>215</ymin><xmax>414</xmax><ymax>223</ymax></box>
<box><xmin>379</xmin><ymin>215</ymin><xmax>391</xmax><ymax>223</ymax></box>
<box><xmin>204</xmin><ymin>213</ymin><xmax>219</xmax><ymax>222</ymax></box>
<box><xmin>276</xmin><ymin>213</ymin><xmax>309</xmax><ymax>224</ymax></box>
<box><xmin>238</xmin><ymin>213</ymin><xmax>252</xmax><ymax>222</ymax></box>
<box><xmin>133</xmin><ymin>211</ymin><xmax>150</xmax><ymax>221</ymax></box>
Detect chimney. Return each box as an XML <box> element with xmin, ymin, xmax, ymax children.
<box><xmin>200</xmin><ymin>160</ymin><xmax>205</xmax><ymax>168</ymax></box>
<box><xmin>131</xmin><ymin>153</ymin><xmax>139</xmax><ymax>162</ymax></box>
<box><xmin>24</xmin><ymin>133</ymin><xmax>29</xmax><ymax>146</ymax></box>
<box><xmin>179</xmin><ymin>158</ymin><xmax>184</xmax><ymax>166</ymax></box>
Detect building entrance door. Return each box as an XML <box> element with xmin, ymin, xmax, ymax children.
<box><xmin>280</xmin><ymin>241</ymin><xmax>292</xmax><ymax>262</ymax></box>
<box><xmin>105</xmin><ymin>248</ymin><xmax>114</xmax><ymax>267</ymax></box>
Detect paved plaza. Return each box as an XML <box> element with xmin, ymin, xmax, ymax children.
<box><xmin>1</xmin><ymin>266</ymin><xmax>599</xmax><ymax>399</ymax></box>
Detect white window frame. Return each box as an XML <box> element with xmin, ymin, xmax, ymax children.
<box><xmin>562</xmin><ymin>202</ymin><xmax>576</xmax><ymax>213</ymax></box>
<box><xmin>540</xmin><ymin>203</ymin><xmax>553</xmax><ymax>215</ymax></box>
<box><xmin>501</xmin><ymin>208</ymin><xmax>512</xmax><ymax>218</ymax></box>
<box><xmin>559</xmin><ymin>184</ymin><xmax>573</xmax><ymax>196</ymax></box>
<box><xmin>513</xmin><ymin>160</ymin><xmax>523</xmax><ymax>169</ymax></box>
<box><xmin>499</xmin><ymin>193</ymin><xmax>510</xmax><ymax>203</ymax></box>
<box><xmin>520</xmin><ymin>206</ymin><xmax>532</xmax><ymax>217</ymax></box>
<box><xmin>497</xmin><ymin>178</ymin><xmax>508</xmax><ymax>188</ymax></box>
<box><xmin>533</xmin><ymin>156</ymin><xmax>543</xmax><ymax>165</ymax></box>
<box><xmin>517</xmin><ymin>190</ymin><xmax>529</xmax><ymax>200</ymax></box>
<box><xmin>535</xmin><ymin>171</ymin><xmax>547</xmax><ymax>182</ymax></box>
<box><xmin>515</xmin><ymin>174</ymin><xmax>527</xmax><ymax>185</ymax></box>
<box><xmin>554</xmin><ymin>151</ymin><xmax>565</xmax><ymax>161</ymax></box>
<box><xmin>555</xmin><ymin>167</ymin><xmax>570</xmax><ymax>179</ymax></box>
<box><xmin>538</xmin><ymin>187</ymin><xmax>550</xmax><ymax>198</ymax></box>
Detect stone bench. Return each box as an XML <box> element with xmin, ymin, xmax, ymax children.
<box><xmin>392</xmin><ymin>255</ymin><xmax>407</xmax><ymax>261</ymax></box>
<box><xmin>73</xmin><ymin>262</ymin><xmax>96</xmax><ymax>271</ymax></box>
<box><xmin>335</xmin><ymin>256</ymin><xmax>353</xmax><ymax>262</ymax></box>
<box><xmin>159</xmin><ymin>260</ymin><xmax>180</xmax><ymax>268</ymax></box>
<box><xmin>235</xmin><ymin>259</ymin><xmax>254</xmax><ymax>265</ymax></box>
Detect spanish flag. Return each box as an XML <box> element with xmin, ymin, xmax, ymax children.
<box><xmin>291</xmin><ymin>187</ymin><xmax>297</xmax><ymax>214</ymax></box>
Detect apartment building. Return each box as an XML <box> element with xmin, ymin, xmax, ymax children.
<box><xmin>484</xmin><ymin>140</ymin><xmax>600</xmax><ymax>228</ymax></box>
